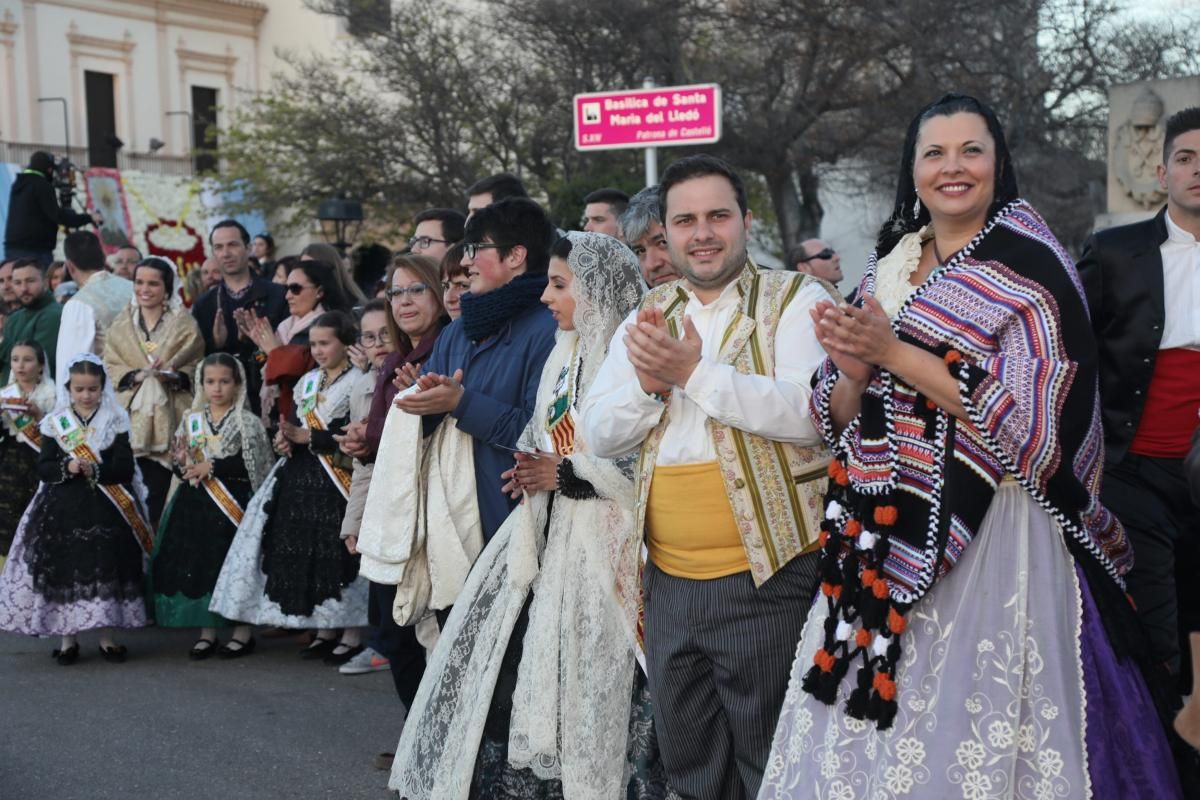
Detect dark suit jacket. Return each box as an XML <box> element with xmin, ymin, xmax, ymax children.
<box><xmin>1077</xmin><ymin>207</ymin><xmax>1169</xmax><ymax>464</ymax></box>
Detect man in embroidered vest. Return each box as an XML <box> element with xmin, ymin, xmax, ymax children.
<box><xmin>1079</xmin><ymin>106</ymin><xmax>1200</xmax><ymax>700</ymax></box>
<box><xmin>583</xmin><ymin>154</ymin><xmax>833</xmax><ymax>799</ymax></box>
<box><xmin>55</xmin><ymin>231</ymin><xmax>132</xmax><ymax>385</ymax></box>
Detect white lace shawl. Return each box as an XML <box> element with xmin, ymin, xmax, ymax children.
<box><xmin>873</xmin><ymin>225</ymin><xmax>930</xmax><ymax>319</ymax></box>
<box><xmin>390</xmin><ymin>231</ymin><xmax>644</xmax><ymax>800</ymax></box>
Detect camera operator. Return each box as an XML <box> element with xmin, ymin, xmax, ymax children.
<box><xmin>3</xmin><ymin>151</ymin><xmax>99</xmax><ymax>269</ymax></box>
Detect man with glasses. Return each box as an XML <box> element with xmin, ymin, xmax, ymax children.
<box><xmin>394</xmin><ymin>197</ymin><xmax>557</xmax><ymax>549</ymax></box>
<box><xmin>408</xmin><ymin>208</ymin><xmax>465</xmax><ymax>261</ymax></box>
<box><xmin>789</xmin><ymin>238</ymin><xmax>843</xmax><ymax>286</ymax></box>
<box><xmin>108</xmin><ymin>245</ymin><xmax>141</xmax><ymax>280</ymax></box>
<box><xmin>191</xmin><ymin>220</ymin><xmax>288</xmax><ymax>415</ymax></box>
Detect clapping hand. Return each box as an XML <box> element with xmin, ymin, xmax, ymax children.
<box><xmin>334</xmin><ymin>420</ymin><xmax>370</xmax><ymax>459</ymax></box>
<box><xmin>810</xmin><ymin>297</ymin><xmax>893</xmax><ymax>383</ymax></box>
<box><xmin>392</xmin><ymin>363</ymin><xmax>420</xmax><ymax>393</ymax></box>
<box><xmin>623</xmin><ymin>308</ymin><xmax>701</xmax><ymax>393</ymax></box>
<box><xmin>181</xmin><ymin>461</ymin><xmax>212</xmax><ymax>487</ymax></box>
<box><xmin>394</xmin><ymin>369</ymin><xmax>465</xmax><ymax>415</ymax></box>
<box><xmin>500</xmin><ymin>450</ymin><xmax>562</xmax><ymax>499</ymax></box>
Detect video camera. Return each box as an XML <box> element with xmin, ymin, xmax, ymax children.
<box><xmin>47</xmin><ymin>154</ymin><xmax>81</xmax><ymax>218</ymax></box>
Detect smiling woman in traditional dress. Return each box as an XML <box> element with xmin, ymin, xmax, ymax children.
<box><xmin>0</xmin><ymin>341</ymin><xmax>55</xmax><ymax>561</ymax></box>
<box><xmin>391</xmin><ymin>232</ymin><xmax>675</xmax><ymax>800</ymax></box>
<box><xmin>0</xmin><ymin>354</ymin><xmax>151</xmax><ymax>665</ymax></box>
<box><xmin>760</xmin><ymin>94</ymin><xmax>1183</xmax><ymax>799</ymax></box>
<box><xmin>149</xmin><ymin>353</ymin><xmax>271</xmax><ymax>659</ymax></box>
<box><xmin>104</xmin><ymin>256</ymin><xmax>204</xmax><ymax>527</ymax></box>
<box><xmin>209</xmin><ymin>310</ymin><xmax>366</xmax><ymax>658</ymax></box>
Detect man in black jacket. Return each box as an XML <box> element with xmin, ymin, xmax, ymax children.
<box><xmin>1078</xmin><ymin>106</ymin><xmax>1200</xmax><ymax>694</ymax></box>
<box><xmin>3</xmin><ymin>152</ymin><xmax>97</xmax><ymax>268</ymax></box>
<box><xmin>191</xmin><ymin>219</ymin><xmax>287</xmax><ymax>416</ymax></box>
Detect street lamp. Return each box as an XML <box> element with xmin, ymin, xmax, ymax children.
<box><xmin>316</xmin><ymin>195</ymin><xmax>363</xmax><ymax>257</ymax></box>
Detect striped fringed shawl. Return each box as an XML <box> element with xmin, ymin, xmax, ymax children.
<box><xmin>803</xmin><ymin>200</ymin><xmax>1130</xmax><ymax>729</ymax></box>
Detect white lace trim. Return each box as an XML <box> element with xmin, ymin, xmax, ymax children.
<box><xmin>873</xmin><ymin>226</ymin><xmax>931</xmax><ymax>319</ymax></box>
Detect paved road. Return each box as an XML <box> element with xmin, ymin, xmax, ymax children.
<box><xmin>0</xmin><ymin>626</ymin><xmax>403</xmax><ymax>799</ymax></box>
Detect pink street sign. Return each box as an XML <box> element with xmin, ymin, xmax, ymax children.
<box><xmin>573</xmin><ymin>84</ymin><xmax>722</xmax><ymax>151</ymax></box>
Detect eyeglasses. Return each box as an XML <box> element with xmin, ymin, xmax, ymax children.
<box><xmin>441</xmin><ymin>279</ymin><xmax>472</xmax><ymax>293</ymax></box>
<box><xmin>797</xmin><ymin>248</ymin><xmax>836</xmax><ymax>262</ymax></box>
<box><xmin>285</xmin><ymin>282</ymin><xmax>315</xmax><ymax>295</ymax></box>
<box><xmin>408</xmin><ymin>235</ymin><xmax>451</xmax><ymax>250</ymax></box>
<box><xmin>385</xmin><ymin>282</ymin><xmax>430</xmax><ymax>299</ymax></box>
<box><xmin>358</xmin><ymin>331</ymin><xmax>393</xmax><ymax>346</ymax></box>
<box><xmin>462</xmin><ymin>242</ymin><xmax>504</xmax><ymax>260</ymax></box>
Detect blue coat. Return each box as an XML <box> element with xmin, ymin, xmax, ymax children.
<box><xmin>421</xmin><ymin>303</ymin><xmax>558</xmax><ymax>542</ymax></box>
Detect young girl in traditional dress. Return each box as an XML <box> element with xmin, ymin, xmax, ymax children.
<box><xmin>0</xmin><ymin>353</ymin><xmax>151</xmax><ymax>665</ymax></box>
<box><xmin>150</xmin><ymin>353</ymin><xmax>272</xmax><ymax>658</ymax></box>
<box><xmin>0</xmin><ymin>341</ymin><xmax>55</xmax><ymax>562</ymax></box>
<box><xmin>211</xmin><ymin>310</ymin><xmax>368</xmax><ymax>657</ymax></box>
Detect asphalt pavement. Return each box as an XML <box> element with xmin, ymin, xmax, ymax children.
<box><xmin>0</xmin><ymin>626</ymin><xmax>403</xmax><ymax>799</ymax></box>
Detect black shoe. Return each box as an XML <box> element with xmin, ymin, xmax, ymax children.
<box><xmin>217</xmin><ymin>636</ymin><xmax>256</xmax><ymax>659</ymax></box>
<box><xmin>189</xmin><ymin>637</ymin><xmax>219</xmax><ymax>660</ymax></box>
<box><xmin>300</xmin><ymin>637</ymin><xmax>338</xmax><ymax>660</ymax></box>
<box><xmin>52</xmin><ymin>645</ymin><xmax>79</xmax><ymax>666</ymax></box>
<box><xmin>98</xmin><ymin>644</ymin><xmax>127</xmax><ymax>663</ymax></box>
<box><xmin>324</xmin><ymin>643</ymin><xmax>365</xmax><ymax>666</ymax></box>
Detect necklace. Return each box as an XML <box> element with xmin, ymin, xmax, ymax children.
<box><xmin>206</xmin><ymin>405</ymin><xmax>233</xmax><ymax>434</ymax></box>
<box><xmin>72</xmin><ymin>406</ymin><xmax>99</xmax><ymax>427</ymax></box>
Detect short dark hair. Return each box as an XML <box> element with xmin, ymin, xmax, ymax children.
<box><xmin>63</xmin><ymin>231</ymin><xmax>106</xmax><ymax>272</ymax></box>
<box><xmin>311</xmin><ymin>309</ymin><xmax>358</xmax><ymax>346</ymax></box>
<box><xmin>200</xmin><ymin>352</ymin><xmax>243</xmax><ymax>385</ymax></box>
<box><xmin>466</xmin><ymin>173</ymin><xmax>528</xmax><ymax>203</ymax></box>
<box><xmin>440</xmin><ymin>242</ymin><xmax>468</xmax><ymax>281</ymax></box>
<box><xmin>583</xmin><ymin>188</ymin><xmax>630</xmax><ymax>216</ymax></box>
<box><xmin>414</xmin><ymin>208</ymin><xmax>466</xmax><ymax>243</ymax></box>
<box><xmin>117</xmin><ymin>244</ymin><xmax>142</xmax><ymax>258</ymax></box>
<box><xmin>658</xmin><ymin>154</ymin><xmax>748</xmax><ymax>219</ymax></box>
<box><xmin>135</xmin><ymin>256</ymin><xmax>176</xmax><ymax>295</ymax></box>
<box><xmin>1164</xmin><ymin>106</ymin><xmax>1200</xmax><ymax>163</ymax></box>
<box><xmin>360</xmin><ymin>298</ymin><xmax>388</xmax><ymax>317</ymax></box>
<box><xmin>254</xmin><ymin>233</ymin><xmax>276</xmax><ymax>256</ymax></box>
<box><xmin>209</xmin><ymin>219</ymin><xmax>250</xmax><ymax>246</ymax></box>
<box><xmin>463</xmin><ymin>197</ymin><xmax>556</xmax><ymax>274</ymax></box>
<box><xmin>10</xmin><ymin>258</ymin><xmax>41</xmax><ymax>274</ymax></box>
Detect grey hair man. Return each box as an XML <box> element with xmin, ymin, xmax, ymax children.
<box><xmin>619</xmin><ymin>186</ymin><xmax>682</xmax><ymax>288</ymax></box>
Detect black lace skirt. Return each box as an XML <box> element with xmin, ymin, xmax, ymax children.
<box><xmin>259</xmin><ymin>449</ymin><xmax>356</xmax><ymax>616</ymax></box>
<box><xmin>22</xmin><ymin>479</ymin><xmax>145</xmax><ymax>605</ymax></box>
<box><xmin>0</xmin><ymin>435</ymin><xmax>40</xmax><ymax>555</ymax></box>
<box><xmin>152</xmin><ymin>475</ymin><xmax>254</xmax><ymax>600</ymax></box>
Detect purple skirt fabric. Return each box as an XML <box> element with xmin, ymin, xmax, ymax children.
<box><xmin>1079</xmin><ymin>566</ymin><xmax>1183</xmax><ymax>799</ymax></box>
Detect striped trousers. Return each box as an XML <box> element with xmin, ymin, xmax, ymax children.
<box><xmin>643</xmin><ymin>551</ymin><xmax>819</xmax><ymax>800</ymax></box>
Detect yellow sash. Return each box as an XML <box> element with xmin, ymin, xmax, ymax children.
<box><xmin>304</xmin><ymin>409</ymin><xmax>351</xmax><ymax>500</ymax></box>
<box><xmin>5</xmin><ymin>410</ymin><xmax>43</xmax><ymax>452</ymax></box>
<box><xmin>186</xmin><ymin>411</ymin><xmax>245</xmax><ymax>527</ymax></box>
<box><xmin>67</xmin><ymin>441</ymin><xmax>154</xmax><ymax>553</ymax></box>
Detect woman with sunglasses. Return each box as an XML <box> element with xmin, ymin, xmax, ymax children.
<box><xmin>236</xmin><ymin>260</ymin><xmax>349</xmax><ymax>427</ymax></box>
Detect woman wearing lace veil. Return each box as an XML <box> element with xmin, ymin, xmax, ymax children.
<box><xmin>104</xmin><ymin>255</ymin><xmax>204</xmax><ymax>527</ymax></box>
<box><xmin>391</xmin><ymin>231</ymin><xmax>674</xmax><ymax>799</ymax></box>
<box><xmin>149</xmin><ymin>353</ymin><xmax>272</xmax><ymax>658</ymax></box>
<box><xmin>760</xmin><ymin>94</ymin><xmax>1182</xmax><ymax>798</ymax></box>
<box><xmin>0</xmin><ymin>353</ymin><xmax>152</xmax><ymax>664</ymax></box>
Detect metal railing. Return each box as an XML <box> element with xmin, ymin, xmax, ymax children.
<box><xmin>0</xmin><ymin>140</ymin><xmax>196</xmax><ymax>176</ymax></box>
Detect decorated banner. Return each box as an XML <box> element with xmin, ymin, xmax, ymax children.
<box><xmin>85</xmin><ymin>168</ymin><xmax>136</xmax><ymax>254</ymax></box>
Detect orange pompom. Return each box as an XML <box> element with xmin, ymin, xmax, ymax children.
<box><xmin>855</xmin><ymin>628</ymin><xmax>872</xmax><ymax>648</ymax></box>
<box><xmin>860</xmin><ymin>569</ymin><xmax>878</xmax><ymax>587</ymax></box>
<box><xmin>944</xmin><ymin>349</ymin><xmax>962</xmax><ymax>365</ymax></box>
<box><xmin>887</xmin><ymin>607</ymin><xmax>908</xmax><ymax>635</ymax></box>
<box><xmin>875</xmin><ymin>674</ymin><xmax>897</xmax><ymax>701</ymax></box>
<box><xmin>874</xmin><ymin>505</ymin><xmax>899</xmax><ymax>526</ymax></box>
<box><xmin>925</xmin><ymin>398</ymin><xmax>937</xmax><ymax>411</ymax></box>
<box><xmin>844</xmin><ymin>518</ymin><xmax>863</xmax><ymax>537</ymax></box>
<box><xmin>820</xmin><ymin>581</ymin><xmax>834</xmax><ymax>597</ymax></box>
<box><xmin>831</xmin><ymin>584</ymin><xmax>843</xmax><ymax>601</ymax></box>
<box><xmin>813</xmin><ymin>649</ymin><xmax>836</xmax><ymax>673</ymax></box>
<box><xmin>872</xmin><ymin>578</ymin><xmax>889</xmax><ymax>599</ymax></box>
<box><xmin>819</xmin><ymin>530</ymin><xmax>829</xmax><ymax>547</ymax></box>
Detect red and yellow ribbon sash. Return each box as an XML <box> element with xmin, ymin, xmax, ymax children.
<box><xmin>304</xmin><ymin>409</ymin><xmax>351</xmax><ymax>501</ymax></box>
<box><xmin>52</xmin><ymin>413</ymin><xmax>154</xmax><ymax>553</ymax></box>
<box><xmin>186</xmin><ymin>412</ymin><xmax>244</xmax><ymax>527</ymax></box>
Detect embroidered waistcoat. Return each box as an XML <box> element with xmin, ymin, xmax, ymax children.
<box><xmin>634</xmin><ymin>262</ymin><xmax>830</xmax><ymax>586</ymax></box>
